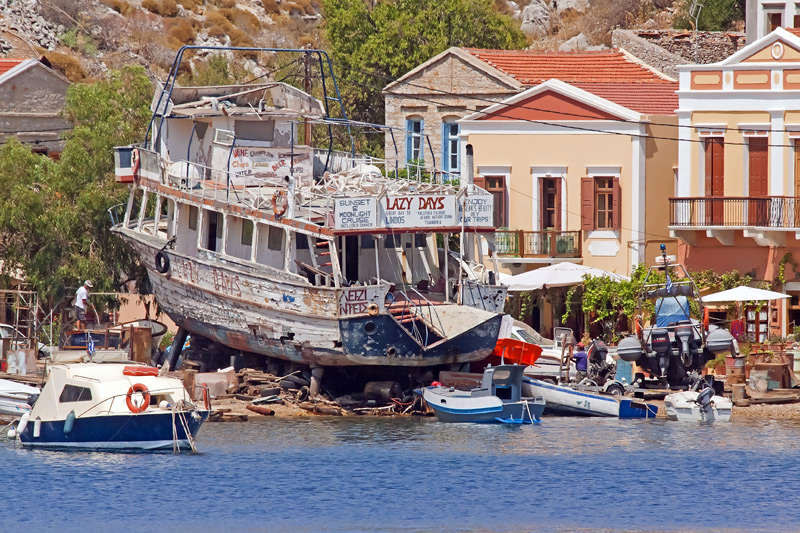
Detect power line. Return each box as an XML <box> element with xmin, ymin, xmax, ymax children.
<box><xmin>333</xmin><ymin>62</ymin><xmax>800</xmax><ymax>148</ymax></box>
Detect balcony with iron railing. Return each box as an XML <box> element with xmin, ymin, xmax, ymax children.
<box><xmin>494</xmin><ymin>230</ymin><xmax>582</xmax><ymax>259</ymax></box>
<box><xmin>669</xmin><ymin>197</ymin><xmax>800</xmax><ymax>228</ymax></box>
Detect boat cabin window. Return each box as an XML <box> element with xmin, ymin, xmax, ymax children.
<box><xmin>255</xmin><ymin>222</ymin><xmax>284</xmax><ymax>269</ymax></box>
<box><xmin>188</xmin><ymin>206</ymin><xmax>198</xmax><ymax>231</ymax></box>
<box><xmin>234</xmin><ymin>119</ymin><xmax>275</xmax><ymax>143</ymax></box>
<box><xmin>201</xmin><ymin>209</ymin><xmax>224</xmax><ymax>253</ymax></box>
<box><xmin>226</xmin><ymin>216</ymin><xmax>254</xmax><ymax>261</ymax></box>
<box><xmin>59</xmin><ymin>384</ymin><xmax>93</xmax><ymax>403</ymax></box>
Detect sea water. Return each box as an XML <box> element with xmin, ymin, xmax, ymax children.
<box><xmin>1</xmin><ymin>416</ymin><xmax>798</xmax><ymax>532</ymax></box>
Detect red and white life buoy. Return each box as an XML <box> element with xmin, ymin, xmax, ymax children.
<box><xmin>126</xmin><ymin>383</ymin><xmax>150</xmax><ymax>414</ymax></box>
<box><xmin>131</xmin><ymin>148</ymin><xmax>140</xmax><ymax>176</ymax></box>
<box><xmin>200</xmin><ymin>382</ymin><xmax>211</xmax><ymax>410</ymax></box>
<box><xmin>271</xmin><ymin>190</ymin><xmax>287</xmax><ymax>218</ymax></box>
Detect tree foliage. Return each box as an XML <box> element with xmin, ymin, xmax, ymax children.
<box><xmin>322</xmin><ymin>0</ymin><xmax>527</xmax><ymax>154</ymax></box>
<box><xmin>0</xmin><ymin>66</ymin><xmax>153</xmax><ymax>309</ymax></box>
<box><xmin>673</xmin><ymin>0</ymin><xmax>744</xmax><ymax>31</ymax></box>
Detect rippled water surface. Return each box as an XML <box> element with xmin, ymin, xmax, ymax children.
<box><xmin>2</xmin><ymin>416</ymin><xmax>799</xmax><ymax>532</ymax></box>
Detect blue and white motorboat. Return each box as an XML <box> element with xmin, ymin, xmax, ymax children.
<box><xmin>423</xmin><ymin>365</ymin><xmax>545</xmax><ymax>424</ymax></box>
<box><xmin>14</xmin><ymin>362</ymin><xmax>209</xmax><ymax>451</ymax></box>
<box><xmin>522</xmin><ymin>377</ymin><xmax>658</xmax><ymax>419</ymax></box>
<box><xmin>0</xmin><ymin>378</ymin><xmax>40</xmax><ymax>417</ymax></box>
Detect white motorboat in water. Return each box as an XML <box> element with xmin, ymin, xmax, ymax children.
<box><xmin>523</xmin><ymin>377</ymin><xmax>658</xmax><ymax>419</ymax></box>
<box><xmin>0</xmin><ymin>378</ymin><xmax>40</xmax><ymax>417</ymax></box>
<box><xmin>423</xmin><ymin>365</ymin><xmax>545</xmax><ymax>424</ymax></box>
<box><xmin>664</xmin><ymin>387</ymin><xmax>732</xmax><ymax>422</ymax></box>
<box><xmin>13</xmin><ymin>362</ymin><xmax>209</xmax><ymax>451</ymax></box>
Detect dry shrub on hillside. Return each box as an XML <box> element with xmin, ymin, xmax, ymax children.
<box><xmin>43</xmin><ymin>51</ymin><xmax>87</xmax><ymax>82</ymax></box>
<box><xmin>219</xmin><ymin>8</ymin><xmax>262</xmax><ymax>33</ymax></box>
<box><xmin>177</xmin><ymin>0</ymin><xmax>202</xmax><ymax>12</ymax></box>
<box><xmin>287</xmin><ymin>0</ymin><xmax>320</xmax><ymax>16</ymax></box>
<box><xmin>229</xmin><ymin>28</ymin><xmax>254</xmax><ymax>47</ymax></box>
<box><xmin>165</xmin><ymin>18</ymin><xmax>197</xmax><ymax>47</ymax></box>
<box><xmin>142</xmin><ymin>0</ymin><xmax>179</xmax><ymax>17</ymax></box>
<box><xmin>100</xmin><ymin>0</ymin><xmax>134</xmax><ymax>16</ymax></box>
<box><xmin>207</xmin><ymin>0</ymin><xmax>236</xmax><ymax>7</ymax></box>
<box><xmin>262</xmin><ymin>0</ymin><xmax>280</xmax><ymax>14</ymax></box>
<box><xmin>576</xmin><ymin>0</ymin><xmax>659</xmax><ymax>46</ymax></box>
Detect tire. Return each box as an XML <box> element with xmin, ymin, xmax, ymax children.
<box><xmin>260</xmin><ymin>387</ymin><xmax>282</xmax><ymax>397</ymax></box>
<box><xmin>280</xmin><ymin>380</ymin><xmax>299</xmax><ymax>390</ymax></box>
<box><xmin>155</xmin><ymin>251</ymin><xmax>170</xmax><ymax>274</ymax></box>
<box><xmin>283</xmin><ymin>374</ymin><xmax>310</xmax><ymax>388</ymax></box>
<box><xmin>297</xmin><ymin>386</ymin><xmax>310</xmax><ymax>402</ymax></box>
<box><xmin>605</xmin><ymin>383</ymin><xmax>625</xmax><ymax>396</ymax></box>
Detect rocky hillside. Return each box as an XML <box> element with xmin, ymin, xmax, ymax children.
<box><xmin>0</xmin><ymin>0</ymin><xmax>739</xmax><ymax>83</ymax></box>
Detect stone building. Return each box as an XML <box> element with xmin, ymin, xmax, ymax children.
<box><xmin>0</xmin><ymin>57</ymin><xmax>71</xmax><ymax>158</ymax></box>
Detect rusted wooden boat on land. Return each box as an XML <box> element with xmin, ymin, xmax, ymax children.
<box><xmin>111</xmin><ymin>47</ymin><xmax>507</xmax><ymax>380</ymax></box>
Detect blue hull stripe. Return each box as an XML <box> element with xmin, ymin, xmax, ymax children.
<box><xmin>522</xmin><ymin>377</ymin><xmax>617</xmax><ymax>404</ymax></box>
<box><xmin>18</xmin><ymin>411</ymin><xmax>208</xmax><ymax>451</ymax></box>
<box><xmin>428</xmin><ymin>403</ymin><xmax>503</xmax><ymax>416</ymax></box>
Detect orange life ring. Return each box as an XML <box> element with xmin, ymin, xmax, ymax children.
<box><xmin>126</xmin><ymin>383</ymin><xmax>150</xmax><ymax>414</ymax></box>
<box><xmin>131</xmin><ymin>148</ymin><xmax>140</xmax><ymax>176</ymax></box>
<box><xmin>200</xmin><ymin>382</ymin><xmax>211</xmax><ymax>410</ymax></box>
<box><xmin>271</xmin><ymin>190</ymin><xmax>287</xmax><ymax>218</ymax></box>
<box><xmin>703</xmin><ymin>307</ymin><xmax>710</xmax><ymax>332</ymax></box>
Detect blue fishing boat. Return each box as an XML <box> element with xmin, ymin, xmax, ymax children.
<box><xmin>14</xmin><ymin>362</ymin><xmax>209</xmax><ymax>451</ymax></box>
<box><xmin>423</xmin><ymin>365</ymin><xmax>545</xmax><ymax>423</ymax></box>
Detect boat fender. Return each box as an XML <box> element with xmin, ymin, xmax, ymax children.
<box><xmin>201</xmin><ymin>382</ymin><xmax>211</xmax><ymax>410</ymax></box>
<box><xmin>126</xmin><ymin>383</ymin><xmax>151</xmax><ymax>414</ymax></box>
<box><xmin>131</xmin><ymin>148</ymin><xmax>140</xmax><ymax>176</ymax></box>
<box><xmin>367</xmin><ymin>303</ymin><xmax>379</xmax><ymax>316</ymax></box>
<box><xmin>155</xmin><ymin>251</ymin><xmax>170</xmax><ymax>274</ymax></box>
<box><xmin>702</xmin><ymin>307</ymin><xmax>710</xmax><ymax>332</ymax></box>
<box><xmin>17</xmin><ymin>411</ymin><xmax>30</xmax><ymax>435</ymax></box>
<box><xmin>33</xmin><ymin>417</ymin><xmax>41</xmax><ymax>438</ymax></box>
<box><xmin>635</xmin><ymin>316</ymin><xmax>643</xmax><ymax>340</ymax></box>
<box><xmin>64</xmin><ymin>410</ymin><xmax>76</xmax><ymax>435</ymax></box>
<box><xmin>7</xmin><ymin>428</ymin><xmax>15</xmax><ymax>439</ymax></box>
<box><xmin>272</xmin><ymin>190</ymin><xmax>287</xmax><ymax>218</ymax></box>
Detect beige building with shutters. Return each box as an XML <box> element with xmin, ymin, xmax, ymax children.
<box><xmin>671</xmin><ymin>27</ymin><xmax>800</xmax><ymax>339</ymax></box>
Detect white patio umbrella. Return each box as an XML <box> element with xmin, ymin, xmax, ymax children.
<box><xmin>502</xmin><ymin>263</ymin><xmax>629</xmax><ymax>292</ymax></box>
<box><xmin>701</xmin><ymin>286</ymin><xmax>790</xmax><ymax>303</ymax></box>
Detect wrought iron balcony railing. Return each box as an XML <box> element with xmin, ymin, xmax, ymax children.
<box><xmin>670</xmin><ymin>197</ymin><xmax>800</xmax><ymax>228</ymax></box>
<box><xmin>494</xmin><ymin>230</ymin><xmax>582</xmax><ymax>258</ymax></box>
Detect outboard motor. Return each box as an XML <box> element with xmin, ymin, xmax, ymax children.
<box><xmin>587</xmin><ymin>340</ymin><xmax>613</xmax><ymax>385</ymax></box>
<box><xmin>649</xmin><ymin>328</ymin><xmax>672</xmax><ymax>377</ymax></box>
<box><xmin>673</xmin><ymin>320</ymin><xmax>697</xmax><ymax>367</ymax></box>
<box><xmin>617</xmin><ymin>336</ymin><xmax>645</xmax><ymax>363</ymax></box>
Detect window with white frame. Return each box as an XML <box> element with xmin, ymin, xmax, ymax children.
<box><xmin>442</xmin><ymin>121</ymin><xmax>460</xmax><ymax>175</ymax></box>
<box><xmin>406</xmin><ymin>118</ymin><xmax>423</xmax><ymax>163</ymax></box>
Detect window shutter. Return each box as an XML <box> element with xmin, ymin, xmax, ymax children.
<box><xmin>419</xmin><ymin>119</ymin><xmax>425</xmax><ymax>161</ymax></box>
<box><xmin>581</xmin><ymin>177</ymin><xmax>594</xmax><ymax>231</ymax></box>
<box><xmin>405</xmin><ymin>119</ymin><xmax>412</xmax><ymax>163</ymax></box>
<box><xmin>612</xmin><ymin>177</ymin><xmax>621</xmax><ymax>231</ymax></box>
<box><xmin>473</xmin><ymin>176</ymin><xmax>486</xmax><ymax>189</ymax></box>
<box><xmin>441</xmin><ymin>122</ymin><xmax>448</xmax><ymax>172</ymax></box>
<box><xmin>555</xmin><ymin>178</ymin><xmax>563</xmax><ymax>231</ymax></box>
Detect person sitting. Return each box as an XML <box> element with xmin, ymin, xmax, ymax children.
<box><xmin>572</xmin><ymin>341</ymin><xmax>588</xmax><ymax>383</ymax></box>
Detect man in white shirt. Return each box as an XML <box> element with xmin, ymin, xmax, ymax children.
<box><xmin>75</xmin><ymin>280</ymin><xmax>93</xmax><ymax>329</ymax></box>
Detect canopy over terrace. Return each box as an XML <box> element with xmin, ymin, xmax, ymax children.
<box><xmin>502</xmin><ymin>263</ymin><xmax>629</xmax><ymax>292</ymax></box>
<box><xmin>701</xmin><ymin>286</ymin><xmax>790</xmax><ymax>303</ymax></box>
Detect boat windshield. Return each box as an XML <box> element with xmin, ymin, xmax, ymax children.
<box><xmin>513</xmin><ymin>329</ymin><xmax>538</xmax><ymax>344</ymax></box>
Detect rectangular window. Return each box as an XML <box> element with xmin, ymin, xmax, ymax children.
<box><xmin>241</xmin><ymin>219</ymin><xmax>254</xmax><ymax>246</ymax></box>
<box><xmin>406</xmin><ymin>119</ymin><xmax>423</xmax><ymax>163</ymax></box>
<box><xmin>360</xmin><ymin>235</ymin><xmax>375</xmax><ymax>249</ymax></box>
<box><xmin>385</xmin><ymin>234</ymin><xmax>398</xmax><ymax>248</ymax></box>
<box><xmin>188</xmin><ymin>206</ymin><xmax>198</xmax><ymax>231</ymax></box>
<box><xmin>414</xmin><ymin>233</ymin><xmax>427</xmax><ymax>248</ymax></box>
<box><xmin>234</xmin><ymin>119</ymin><xmax>275</xmax><ymax>142</ymax></box>
<box><xmin>296</xmin><ymin>233</ymin><xmax>309</xmax><ymax>249</ymax></box>
<box><xmin>485</xmin><ymin>176</ymin><xmax>507</xmax><ymax>228</ymax></box>
<box><xmin>769</xmin><ymin>11</ymin><xmax>783</xmax><ymax>32</ymax></box>
<box><xmin>59</xmin><ymin>384</ymin><xmax>93</xmax><ymax>403</ymax></box>
<box><xmin>267</xmin><ymin>225</ymin><xmax>284</xmax><ymax>251</ymax></box>
<box><xmin>595</xmin><ymin>177</ymin><xmax>614</xmax><ymax>229</ymax></box>
<box><xmin>581</xmin><ymin>177</ymin><xmax>620</xmax><ymax>232</ymax></box>
<box><xmin>442</xmin><ymin>122</ymin><xmax>459</xmax><ymax>174</ymax></box>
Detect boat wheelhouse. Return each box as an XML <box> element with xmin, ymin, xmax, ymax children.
<box><xmin>111</xmin><ymin>47</ymin><xmax>508</xmax><ymax>371</ymax></box>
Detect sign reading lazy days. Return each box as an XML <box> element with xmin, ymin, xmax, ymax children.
<box><xmin>333</xmin><ymin>194</ymin><xmax>494</xmax><ymax>230</ymax></box>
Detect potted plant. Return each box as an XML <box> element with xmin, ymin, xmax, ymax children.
<box><xmin>705</xmin><ymin>353</ymin><xmax>726</xmax><ymax>377</ymax></box>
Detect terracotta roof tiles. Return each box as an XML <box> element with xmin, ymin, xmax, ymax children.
<box><xmin>571</xmin><ymin>82</ymin><xmax>678</xmax><ymax>115</ymax></box>
<box><xmin>464</xmin><ymin>48</ymin><xmax>673</xmax><ymax>85</ymax></box>
<box><xmin>0</xmin><ymin>59</ymin><xmax>25</xmax><ymax>77</ymax></box>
